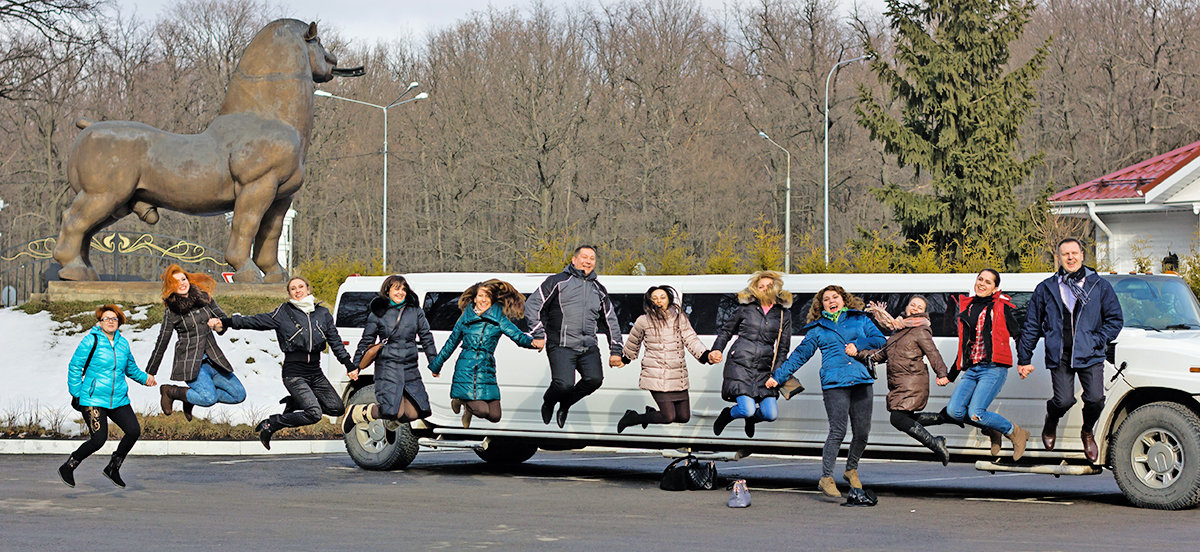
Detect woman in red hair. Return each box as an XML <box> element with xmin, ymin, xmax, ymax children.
<box><xmin>146</xmin><ymin>265</ymin><xmax>244</xmax><ymax>419</ymax></box>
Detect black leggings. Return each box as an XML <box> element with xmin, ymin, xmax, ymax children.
<box><xmin>464</xmin><ymin>400</ymin><xmax>502</xmax><ymax>423</ymax></box>
<box><xmin>73</xmin><ymin>404</ymin><xmax>140</xmax><ymax>461</ymax></box>
<box><xmin>644</xmin><ymin>390</ymin><xmax>691</xmax><ymax>424</ymax></box>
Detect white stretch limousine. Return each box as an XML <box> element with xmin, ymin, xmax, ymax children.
<box><xmin>325</xmin><ymin>272</ymin><xmax>1200</xmax><ymax>510</ymax></box>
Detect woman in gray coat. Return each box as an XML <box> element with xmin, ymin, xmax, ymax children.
<box><xmin>343</xmin><ymin>275</ymin><xmax>438</xmax><ymax>431</ymax></box>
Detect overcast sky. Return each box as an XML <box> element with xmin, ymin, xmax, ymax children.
<box><xmin>118</xmin><ymin>0</ymin><xmax>888</xmax><ymax>45</ymax></box>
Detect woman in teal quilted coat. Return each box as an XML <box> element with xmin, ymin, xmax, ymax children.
<box><xmin>429</xmin><ymin>279</ymin><xmax>538</xmax><ymax>427</ymax></box>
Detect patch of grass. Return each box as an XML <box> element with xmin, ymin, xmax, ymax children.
<box><xmin>20</xmin><ymin>295</ymin><xmax>288</xmax><ymax>335</ymax></box>
<box><xmin>0</xmin><ymin>403</ymin><xmax>342</xmax><ymax>440</ymax></box>
<box><xmin>0</xmin><ymin>400</ymin><xmax>74</xmax><ymax>438</ymax></box>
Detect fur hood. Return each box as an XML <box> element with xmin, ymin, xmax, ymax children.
<box><xmin>164</xmin><ymin>286</ymin><xmax>213</xmax><ymax>315</ymax></box>
<box><xmin>736</xmin><ymin>276</ymin><xmax>793</xmax><ymax>309</ymax></box>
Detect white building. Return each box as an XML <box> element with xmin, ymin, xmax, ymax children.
<box><xmin>1050</xmin><ymin>140</ymin><xmax>1200</xmax><ymax>272</ymax></box>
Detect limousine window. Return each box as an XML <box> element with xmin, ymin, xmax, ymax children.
<box><xmin>334</xmin><ymin>291</ymin><xmax>376</xmax><ymax>329</ymax></box>
<box><xmin>609</xmin><ymin>293</ymin><xmax>645</xmax><ymax>335</ymax></box>
<box><xmin>852</xmin><ymin>292</ymin><xmax>1032</xmax><ymax>338</ymax></box>
<box><xmin>423</xmin><ymin>292</ymin><xmax>463</xmax><ymax>331</ymax></box>
<box><xmin>681</xmin><ymin>293</ymin><xmax>738</xmax><ymax>335</ymax></box>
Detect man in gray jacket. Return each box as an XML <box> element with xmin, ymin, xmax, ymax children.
<box><xmin>526</xmin><ymin>246</ymin><xmax>625</xmax><ymax>428</ymax></box>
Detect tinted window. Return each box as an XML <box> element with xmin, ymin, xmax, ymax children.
<box><xmin>789</xmin><ymin>293</ymin><xmax>815</xmax><ymax>335</ymax></box>
<box><xmin>609</xmin><ymin>293</ymin><xmax>645</xmax><ymax>335</ymax></box>
<box><xmin>335</xmin><ymin>292</ymin><xmax>376</xmax><ymax>329</ymax></box>
<box><xmin>424</xmin><ymin>292</ymin><xmax>464</xmax><ymax>331</ymax></box>
<box><xmin>681</xmin><ymin>293</ymin><xmax>739</xmax><ymax>335</ymax></box>
<box><xmin>849</xmin><ymin>291</ymin><xmax>1032</xmax><ymax>338</ymax></box>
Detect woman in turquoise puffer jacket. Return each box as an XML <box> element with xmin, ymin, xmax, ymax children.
<box><xmin>59</xmin><ymin>305</ymin><xmax>155</xmax><ymax>489</ymax></box>
<box><xmin>769</xmin><ymin>285</ymin><xmax>885</xmax><ymax>499</ymax></box>
<box><xmin>429</xmin><ymin>279</ymin><xmax>538</xmax><ymax>427</ymax></box>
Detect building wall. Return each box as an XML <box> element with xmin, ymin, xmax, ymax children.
<box><xmin>1094</xmin><ymin>210</ymin><xmax>1197</xmax><ymax>272</ymax></box>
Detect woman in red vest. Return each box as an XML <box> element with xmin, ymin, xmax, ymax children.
<box><xmin>946</xmin><ymin>269</ymin><xmax>1030</xmax><ymax>460</ymax></box>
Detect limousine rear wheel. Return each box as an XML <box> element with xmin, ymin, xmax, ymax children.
<box><xmin>1111</xmin><ymin>402</ymin><xmax>1200</xmax><ymax>510</ymax></box>
<box><xmin>343</xmin><ymin>384</ymin><xmax>419</xmax><ymax>471</ymax></box>
<box><xmin>474</xmin><ymin>438</ymin><xmax>538</xmax><ymax>465</ymax></box>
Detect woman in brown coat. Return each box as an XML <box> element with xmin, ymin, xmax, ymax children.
<box><xmin>859</xmin><ymin>295</ymin><xmax>953</xmax><ymax>464</ymax></box>
<box><xmin>616</xmin><ymin>286</ymin><xmax>714</xmax><ymax>432</ymax></box>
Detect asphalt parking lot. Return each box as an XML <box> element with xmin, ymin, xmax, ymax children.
<box><xmin>3</xmin><ymin>447</ymin><xmax>1197</xmax><ymax>551</ymax></box>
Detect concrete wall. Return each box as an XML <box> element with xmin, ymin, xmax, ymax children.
<box><xmin>1094</xmin><ymin>210</ymin><xmax>1197</xmax><ymax>272</ymax></box>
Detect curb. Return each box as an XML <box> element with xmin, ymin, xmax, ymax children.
<box><xmin>0</xmin><ymin>439</ymin><xmax>345</xmax><ymax>456</ymax></box>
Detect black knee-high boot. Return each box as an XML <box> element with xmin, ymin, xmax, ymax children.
<box><xmin>915</xmin><ymin>407</ymin><xmax>964</xmax><ymax>429</ymax></box>
<box><xmin>904</xmin><ymin>423</ymin><xmax>950</xmax><ymax>466</ymax></box>
<box><xmin>102</xmin><ymin>454</ymin><xmax>127</xmax><ymax>488</ymax></box>
<box><xmin>58</xmin><ymin>456</ymin><xmax>81</xmax><ymax>488</ymax></box>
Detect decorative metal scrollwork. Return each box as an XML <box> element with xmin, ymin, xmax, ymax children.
<box><xmin>2</xmin><ymin>233</ymin><xmax>224</xmax><ymax>265</ymax></box>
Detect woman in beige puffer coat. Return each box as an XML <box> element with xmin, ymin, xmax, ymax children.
<box><xmin>617</xmin><ymin>286</ymin><xmax>714</xmax><ymax>432</ymax></box>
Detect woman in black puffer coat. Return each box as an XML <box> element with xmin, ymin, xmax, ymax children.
<box><xmin>343</xmin><ymin>275</ymin><xmax>438</xmax><ymax>432</ymax></box>
<box><xmin>708</xmin><ymin>271</ymin><xmax>793</xmax><ymax>438</ymax></box>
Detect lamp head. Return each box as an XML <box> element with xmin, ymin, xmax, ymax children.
<box><xmin>414</xmin><ymin>92</ymin><xmax>429</xmax><ymax>100</ymax></box>
<box><xmin>758</xmin><ymin>131</ymin><xmax>769</xmax><ymax>140</ymax></box>
<box><xmin>406</xmin><ymin>81</ymin><xmax>419</xmax><ymax>91</ymax></box>
<box><xmin>313</xmin><ymin>90</ymin><xmax>332</xmax><ymax>97</ymax></box>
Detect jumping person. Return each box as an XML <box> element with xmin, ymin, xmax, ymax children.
<box><xmin>147</xmin><ymin>265</ymin><xmax>245</xmax><ymax>420</ymax></box>
<box><xmin>1017</xmin><ymin>238</ymin><xmax>1123</xmax><ymax>463</ymax></box>
<box><xmin>709</xmin><ymin>271</ymin><xmax>791</xmax><ymax>438</ymax></box>
<box><xmin>209</xmin><ymin>276</ymin><xmax>356</xmax><ymax>449</ymax></box>
<box><xmin>525</xmin><ymin>246</ymin><xmax>624</xmax><ymax>428</ymax></box>
<box><xmin>948</xmin><ymin>269</ymin><xmax>1030</xmax><ymax>460</ymax></box>
<box><xmin>616</xmin><ymin>286</ymin><xmax>715</xmax><ymax>433</ymax></box>
<box><xmin>344</xmin><ymin>275</ymin><xmax>438</xmax><ymax>431</ymax></box>
<box><xmin>60</xmin><ymin>305</ymin><xmax>155</xmax><ymax>488</ymax></box>
<box><xmin>428</xmin><ymin>279</ymin><xmax>537</xmax><ymax>428</ymax></box>
<box><xmin>769</xmin><ymin>285</ymin><xmax>885</xmax><ymax>498</ymax></box>
<box><xmin>859</xmin><ymin>295</ymin><xmax>953</xmax><ymax>465</ymax></box>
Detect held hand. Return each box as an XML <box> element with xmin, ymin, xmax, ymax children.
<box><xmin>431</xmin><ymin>371</ymin><xmax>440</xmax><ymax>378</ymax></box>
<box><xmin>531</xmin><ymin>339</ymin><xmax>545</xmax><ymax>351</ymax></box>
<box><xmin>347</xmin><ymin>369</ymin><xmax>360</xmax><ymax>381</ymax></box>
<box><xmin>844</xmin><ymin>343</ymin><xmax>858</xmax><ymax>357</ymax></box>
<box><xmin>708</xmin><ymin>350</ymin><xmax>723</xmax><ymax>364</ymax></box>
<box><xmin>935</xmin><ymin>377</ymin><xmax>949</xmax><ymax>387</ymax></box>
<box><xmin>609</xmin><ymin>355</ymin><xmax>624</xmax><ymax>368</ymax></box>
<box><xmin>765</xmin><ymin>377</ymin><xmax>778</xmax><ymax>389</ymax></box>
<box><xmin>146</xmin><ymin>375</ymin><xmax>157</xmax><ymax>387</ymax></box>
<box><xmin>1017</xmin><ymin>364</ymin><xmax>1034</xmax><ymax>379</ymax></box>
<box><xmin>207</xmin><ymin>318</ymin><xmax>221</xmax><ymax>330</ymax></box>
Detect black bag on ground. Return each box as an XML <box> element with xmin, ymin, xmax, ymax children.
<box><xmin>660</xmin><ymin>456</ymin><xmax>717</xmax><ymax>491</ymax></box>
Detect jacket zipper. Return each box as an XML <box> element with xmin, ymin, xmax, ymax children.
<box><xmin>306</xmin><ymin>311</ymin><xmax>314</xmax><ymax>363</ymax></box>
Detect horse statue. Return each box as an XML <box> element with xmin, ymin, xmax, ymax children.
<box><xmin>52</xmin><ymin>19</ymin><xmax>363</xmax><ymax>282</ymax></box>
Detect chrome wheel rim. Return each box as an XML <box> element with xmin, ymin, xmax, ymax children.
<box><xmin>1131</xmin><ymin>428</ymin><xmax>1184</xmax><ymax>489</ymax></box>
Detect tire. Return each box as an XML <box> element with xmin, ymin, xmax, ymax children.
<box><xmin>474</xmin><ymin>438</ymin><xmax>538</xmax><ymax>465</ymax></box>
<box><xmin>343</xmin><ymin>384</ymin><xmax>419</xmax><ymax>471</ymax></box>
<box><xmin>1111</xmin><ymin>401</ymin><xmax>1200</xmax><ymax>510</ymax></box>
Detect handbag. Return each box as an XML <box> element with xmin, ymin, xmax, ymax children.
<box><xmin>660</xmin><ymin>455</ymin><xmax>718</xmax><ymax>491</ymax></box>
<box><xmin>359</xmin><ymin>306</ymin><xmax>404</xmax><ymax>370</ymax></box>
<box><xmin>768</xmin><ymin>309</ymin><xmax>805</xmax><ymax>399</ymax></box>
<box><xmin>70</xmin><ymin>334</ymin><xmax>100</xmax><ymax>412</ymax></box>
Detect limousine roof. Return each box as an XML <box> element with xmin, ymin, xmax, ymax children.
<box><xmin>336</xmin><ymin>271</ymin><xmax>1151</xmax><ymax>296</ymax></box>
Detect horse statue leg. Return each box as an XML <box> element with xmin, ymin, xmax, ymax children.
<box><xmin>53</xmin><ymin>192</ymin><xmax>129</xmax><ymax>281</ymax></box>
<box><xmin>226</xmin><ymin>179</ymin><xmax>282</xmax><ymax>283</ymax></box>
<box><xmin>252</xmin><ymin>197</ymin><xmax>294</xmax><ymax>283</ymax></box>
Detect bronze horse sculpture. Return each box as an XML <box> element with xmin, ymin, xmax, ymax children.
<box><xmin>53</xmin><ymin>19</ymin><xmax>362</xmax><ymax>282</ymax></box>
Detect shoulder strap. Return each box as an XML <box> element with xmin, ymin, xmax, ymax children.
<box><xmin>81</xmin><ymin>334</ymin><xmax>99</xmax><ymax>379</ymax></box>
<box><xmin>770</xmin><ymin>309</ymin><xmax>784</xmax><ymax>369</ymax></box>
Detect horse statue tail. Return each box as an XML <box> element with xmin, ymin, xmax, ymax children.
<box><xmin>75</xmin><ymin>118</ymin><xmax>96</xmax><ymax>129</ymax></box>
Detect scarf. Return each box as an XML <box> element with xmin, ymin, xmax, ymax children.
<box><xmin>1057</xmin><ymin>266</ymin><xmax>1091</xmax><ymax>312</ymax></box>
<box><xmin>822</xmin><ymin>307</ymin><xmax>848</xmax><ymax>323</ymax></box>
<box><xmin>388</xmin><ymin>298</ymin><xmax>405</xmax><ymax>308</ymax></box>
<box><xmin>289</xmin><ymin>294</ymin><xmax>316</xmax><ymax>314</ymax></box>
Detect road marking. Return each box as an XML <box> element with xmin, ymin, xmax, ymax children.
<box><xmin>966</xmin><ymin>497</ymin><xmax>1074</xmax><ymax>505</ymax></box>
<box><xmin>725</xmin><ymin>461</ymin><xmax>815</xmax><ymax>470</ymax></box>
<box><xmin>873</xmin><ymin>472</ymin><xmax>1037</xmax><ymax>485</ymax></box>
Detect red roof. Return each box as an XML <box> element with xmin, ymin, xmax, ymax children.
<box><xmin>1050</xmin><ymin>139</ymin><xmax>1200</xmax><ymax>203</ymax></box>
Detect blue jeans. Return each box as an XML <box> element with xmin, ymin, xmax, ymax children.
<box><xmin>946</xmin><ymin>363</ymin><xmax>1013</xmax><ymax>434</ymax></box>
<box><xmin>186</xmin><ymin>361</ymin><xmax>246</xmax><ymax>407</ymax></box>
<box><xmin>730</xmin><ymin>396</ymin><xmax>778</xmax><ymax>422</ymax></box>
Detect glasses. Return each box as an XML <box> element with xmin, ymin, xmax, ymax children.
<box><xmin>100</xmin><ymin>317</ymin><xmax>120</xmax><ymax>322</ymax></box>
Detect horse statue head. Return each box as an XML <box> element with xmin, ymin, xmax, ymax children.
<box><xmin>53</xmin><ymin>19</ymin><xmax>364</xmax><ymax>283</ymax></box>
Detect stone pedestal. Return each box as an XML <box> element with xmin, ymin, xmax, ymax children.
<box><xmin>33</xmin><ymin>281</ymin><xmax>284</xmax><ymax>304</ymax></box>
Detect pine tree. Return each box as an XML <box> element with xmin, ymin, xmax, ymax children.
<box><xmin>856</xmin><ymin>0</ymin><xmax>1050</xmax><ymax>267</ymax></box>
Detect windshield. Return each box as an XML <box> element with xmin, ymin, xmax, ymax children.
<box><xmin>1108</xmin><ymin>276</ymin><xmax>1200</xmax><ymax>331</ymax></box>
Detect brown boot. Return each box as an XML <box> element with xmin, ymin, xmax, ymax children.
<box><xmin>1081</xmin><ymin>430</ymin><xmax>1099</xmax><ymax>464</ymax></box>
<box><xmin>982</xmin><ymin>428</ymin><xmax>1003</xmax><ymax>456</ymax></box>
<box><xmin>159</xmin><ymin>385</ymin><xmax>176</xmax><ymax>415</ymax></box>
<box><xmin>818</xmin><ymin>476</ymin><xmax>842</xmax><ymax>498</ymax></box>
<box><xmin>160</xmin><ymin>385</ymin><xmax>193</xmax><ymax>420</ymax></box>
<box><xmin>843</xmin><ymin>469</ymin><xmax>862</xmax><ymax>489</ymax></box>
<box><xmin>1042</xmin><ymin>414</ymin><xmax>1059</xmax><ymax>451</ymax></box>
<box><xmin>1008</xmin><ymin>424</ymin><xmax>1030</xmax><ymax>461</ymax></box>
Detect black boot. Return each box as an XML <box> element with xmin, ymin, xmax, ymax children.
<box><xmin>904</xmin><ymin>423</ymin><xmax>950</xmax><ymax>466</ymax></box>
<box><xmin>713</xmin><ymin>407</ymin><xmax>734</xmax><ymax>436</ymax></box>
<box><xmin>917</xmin><ymin>407</ymin><xmax>964</xmax><ymax>429</ymax></box>
<box><xmin>617</xmin><ymin>409</ymin><xmax>640</xmax><ymax>433</ymax></box>
<box><xmin>641</xmin><ymin>407</ymin><xmax>654</xmax><ymax>429</ymax></box>
<box><xmin>102</xmin><ymin>454</ymin><xmax>126</xmax><ymax>488</ymax></box>
<box><xmin>744</xmin><ymin>417</ymin><xmax>757</xmax><ymax>438</ymax></box>
<box><xmin>255</xmin><ymin>419</ymin><xmax>275</xmax><ymax>450</ymax></box>
<box><xmin>279</xmin><ymin>395</ymin><xmax>298</xmax><ymax>414</ymax></box>
<box><xmin>58</xmin><ymin>456</ymin><xmax>81</xmax><ymax>488</ymax></box>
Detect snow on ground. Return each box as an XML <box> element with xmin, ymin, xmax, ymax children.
<box><xmin>0</xmin><ymin>306</ymin><xmax>308</xmax><ymax>429</ymax></box>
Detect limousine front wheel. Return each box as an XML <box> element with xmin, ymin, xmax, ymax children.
<box><xmin>1111</xmin><ymin>402</ymin><xmax>1200</xmax><ymax>510</ymax></box>
<box><xmin>474</xmin><ymin>438</ymin><xmax>538</xmax><ymax>465</ymax></box>
<box><xmin>343</xmin><ymin>384</ymin><xmax>420</xmax><ymax>470</ymax></box>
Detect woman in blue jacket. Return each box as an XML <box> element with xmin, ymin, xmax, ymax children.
<box><xmin>60</xmin><ymin>305</ymin><xmax>156</xmax><ymax>489</ymax></box>
<box><xmin>429</xmin><ymin>279</ymin><xmax>537</xmax><ymax>428</ymax></box>
<box><xmin>768</xmin><ymin>285</ymin><xmax>885</xmax><ymax>499</ymax></box>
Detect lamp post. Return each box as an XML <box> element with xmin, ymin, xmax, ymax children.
<box><xmin>823</xmin><ymin>54</ymin><xmax>871</xmax><ymax>266</ymax></box>
<box><xmin>758</xmin><ymin>131</ymin><xmax>792</xmax><ymax>273</ymax></box>
<box><xmin>314</xmin><ymin>82</ymin><xmax>428</xmax><ymax>272</ymax></box>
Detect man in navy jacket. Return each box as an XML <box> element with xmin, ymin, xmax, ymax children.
<box><xmin>1017</xmin><ymin>238</ymin><xmax>1123</xmax><ymax>463</ymax></box>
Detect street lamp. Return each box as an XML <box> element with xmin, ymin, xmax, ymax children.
<box><xmin>758</xmin><ymin>131</ymin><xmax>792</xmax><ymax>273</ymax></box>
<box><xmin>823</xmin><ymin>54</ymin><xmax>872</xmax><ymax>266</ymax></box>
<box><xmin>314</xmin><ymin>82</ymin><xmax>428</xmax><ymax>272</ymax></box>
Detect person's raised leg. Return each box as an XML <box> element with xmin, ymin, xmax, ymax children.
<box><xmin>186</xmin><ymin>363</ymin><xmax>220</xmax><ymax>407</ymax></box>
